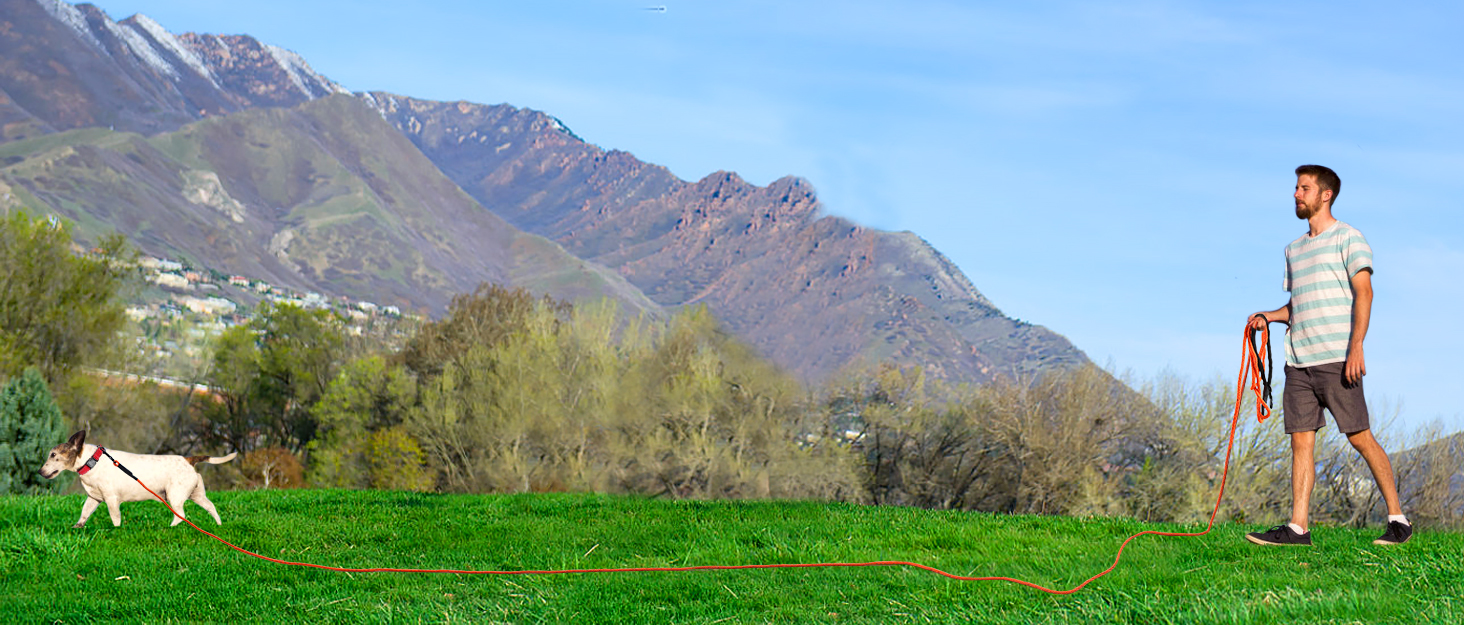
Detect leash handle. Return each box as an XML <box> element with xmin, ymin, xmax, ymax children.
<box><xmin>1245</xmin><ymin>315</ymin><xmax>1274</xmax><ymax>420</ymax></box>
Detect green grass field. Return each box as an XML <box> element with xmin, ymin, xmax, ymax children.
<box><xmin>2</xmin><ymin>490</ymin><xmax>1458</xmax><ymax>623</ymax></box>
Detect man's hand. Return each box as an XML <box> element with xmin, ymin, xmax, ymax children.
<box><xmin>1345</xmin><ymin>345</ymin><xmax>1366</xmax><ymax>386</ymax></box>
<box><xmin>1250</xmin><ymin>304</ymin><xmax>1289</xmax><ymax>331</ymax></box>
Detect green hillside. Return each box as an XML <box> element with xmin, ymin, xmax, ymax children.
<box><xmin>0</xmin><ymin>95</ymin><xmax>660</xmax><ymax>316</ymax></box>
<box><xmin>3</xmin><ymin>491</ymin><xmax>1456</xmax><ymax>623</ymax></box>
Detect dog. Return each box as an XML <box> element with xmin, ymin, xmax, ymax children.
<box><xmin>37</xmin><ymin>430</ymin><xmax>237</xmax><ymax>528</ymax></box>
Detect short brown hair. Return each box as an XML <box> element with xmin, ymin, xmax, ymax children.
<box><xmin>1295</xmin><ymin>164</ymin><xmax>1341</xmax><ymax>205</ymax></box>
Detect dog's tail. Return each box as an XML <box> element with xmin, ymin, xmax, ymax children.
<box><xmin>187</xmin><ymin>452</ymin><xmax>238</xmax><ymax>466</ymax></box>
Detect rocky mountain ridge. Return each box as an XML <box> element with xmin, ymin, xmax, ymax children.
<box><xmin>365</xmin><ymin>93</ymin><xmax>1085</xmax><ymax>382</ymax></box>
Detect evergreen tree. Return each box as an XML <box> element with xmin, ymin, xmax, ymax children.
<box><xmin>0</xmin><ymin>367</ymin><xmax>71</xmax><ymax>494</ymax></box>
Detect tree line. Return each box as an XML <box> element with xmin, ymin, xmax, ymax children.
<box><xmin>2</xmin><ymin>211</ymin><xmax>1459</xmax><ymax>528</ymax></box>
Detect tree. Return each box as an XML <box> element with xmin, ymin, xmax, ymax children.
<box><xmin>200</xmin><ymin>302</ymin><xmax>346</xmax><ymax>455</ymax></box>
<box><xmin>307</xmin><ymin>356</ymin><xmax>418</xmax><ymax>488</ymax></box>
<box><xmin>252</xmin><ymin>302</ymin><xmax>346</xmax><ymax>452</ymax></box>
<box><xmin>400</xmin><ymin>284</ymin><xmax>567</xmax><ymax>381</ymax></box>
<box><xmin>0</xmin><ymin>367</ymin><xmax>70</xmax><ymax>494</ymax></box>
<box><xmin>0</xmin><ymin>211</ymin><xmax>132</xmax><ymax>381</ymax></box>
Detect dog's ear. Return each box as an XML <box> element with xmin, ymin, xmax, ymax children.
<box><xmin>67</xmin><ymin>430</ymin><xmax>86</xmax><ymax>450</ymax></box>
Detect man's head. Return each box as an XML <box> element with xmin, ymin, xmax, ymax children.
<box><xmin>1294</xmin><ymin>164</ymin><xmax>1340</xmax><ymax>220</ymax></box>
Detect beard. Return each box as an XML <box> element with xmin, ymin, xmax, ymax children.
<box><xmin>1295</xmin><ymin>200</ymin><xmax>1319</xmax><ymax>219</ymax></box>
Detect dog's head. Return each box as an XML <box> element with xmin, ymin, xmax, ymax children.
<box><xmin>38</xmin><ymin>430</ymin><xmax>86</xmax><ymax>480</ymax></box>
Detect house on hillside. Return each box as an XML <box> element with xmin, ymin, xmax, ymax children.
<box><xmin>177</xmin><ymin>296</ymin><xmax>237</xmax><ymax>317</ymax></box>
<box><xmin>152</xmin><ymin>273</ymin><xmax>191</xmax><ymax>290</ymax></box>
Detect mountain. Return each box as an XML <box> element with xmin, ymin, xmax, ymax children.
<box><xmin>0</xmin><ymin>93</ymin><xmax>660</xmax><ymax>315</ymax></box>
<box><xmin>2</xmin><ymin>0</ymin><xmax>1088</xmax><ymax>385</ymax></box>
<box><xmin>0</xmin><ymin>0</ymin><xmax>342</xmax><ymax>139</ymax></box>
<box><xmin>366</xmin><ymin>94</ymin><xmax>1086</xmax><ymax>382</ymax></box>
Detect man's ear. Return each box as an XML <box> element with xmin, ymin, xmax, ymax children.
<box><xmin>67</xmin><ymin>430</ymin><xmax>86</xmax><ymax>450</ymax></box>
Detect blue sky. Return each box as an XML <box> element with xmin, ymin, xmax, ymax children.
<box><xmin>88</xmin><ymin>0</ymin><xmax>1462</xmax><ymax>434</ymax></box>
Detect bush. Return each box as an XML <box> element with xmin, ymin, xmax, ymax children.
<box><xmin>238</xmin><ymin>446</ymin><xmax>304</xmax><ymax>489</ymax></box>
<box><xmin>366</xmin><ymin>427</ymin><xmax>435</xmax><ymax>492</ymax></box>
<box><xmin>841</xmin><ymin>364</ymin><xmax>1156</xmax><ymax>516</ymax></box>
<box><xmin>0</xmin><ymin>368</ymin><xmax>71</xmax><ymax>494</ymax></box>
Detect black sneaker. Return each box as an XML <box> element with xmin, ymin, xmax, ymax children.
<box><xmin>1373</xmin><ymin>521</ymin><xmax>1413</xmax><ymax>545</ymax></box>
<box><xmin>1246</xmin><ymin>524</ymin><xmax>1312</xmax><ymax>547</ymax></box>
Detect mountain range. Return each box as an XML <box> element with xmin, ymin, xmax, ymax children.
<box><xmin>0</xmin><ymin>0</ymin><xmax>1089</xmax><ymax>385</ymax></box>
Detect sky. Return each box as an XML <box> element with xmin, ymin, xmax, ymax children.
<box><xmin>85</xmin><ymin>0</ymin><xmax>1464</xmax><ymax>435</ymax></box>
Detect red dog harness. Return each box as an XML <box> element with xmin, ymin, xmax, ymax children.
<box><xmin>77</xmin><ymin>447</ymin><xmax>107</xmax><ymax>475</ymax></box>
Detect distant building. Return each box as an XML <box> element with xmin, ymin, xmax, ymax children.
<box><xmin>303</xmin><ymin>292</ymin><xmax>328</xmax><ymax>308</ymax></box>
<box><xmin>229</xmin><ymin>276</ymin><xmax>250</xmax><ymax>287</ymax></box>
<box><xmin>140</xmin><ymin>257</ymin><xmax>184</xmax><ymax>272</ymax></box>
<box><xmin>177</xmin><ymin>296</ymin><xmax>237</xmax><ymax>316</ymax></box>
<box><xmin>151</xmin><ymin>273</ymin><xmax>192</xmax><ymax>290</ymax></box>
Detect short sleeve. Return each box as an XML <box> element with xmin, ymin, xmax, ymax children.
<box><xmin>1343</xmin><ymin>229</ymin><xmax>1373</xmax><ymax>277</ymax></box>
<box><xmin>1282</xmin><ymin>255</ymin><xmax>1291</xmax><ymax>292</ymax></box>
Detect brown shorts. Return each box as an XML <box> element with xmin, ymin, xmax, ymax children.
<box><xmin>1282</xmin><ymin>362</ymin><xmax>1370</xmax><ymax>434</ymax></box>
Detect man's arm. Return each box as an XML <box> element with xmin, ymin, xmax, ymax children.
<box><xmin>1249</xmin><ymin>302</ymin><xmax>1291</xmax><ymax>331</ymax></box>
<box><xmin>1345</xmin><ymin>269</ymin><xmax>1373</xmax><ymax>385</ymax></box>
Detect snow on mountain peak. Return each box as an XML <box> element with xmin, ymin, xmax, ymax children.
<box><xmin>102</xmin><ymin>16</ymin><xmax>179</xmax><ymax>79</ymax></box>
<box><xmin>34</xmin><ymin>0</ymin><xmax>103</xmax><ymax>50</ymax></box>
<box><xmin>263</xmin><ymin>43</ymin><xmax>347</xmax><ymax>98</ymax></box>
<box><xmin>126</xmin><ymin>14</ymin><xmax>221</xmax><ymax>87</ymax></box>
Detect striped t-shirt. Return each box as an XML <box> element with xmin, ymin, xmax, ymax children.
<box><xmin>1283</xmin><ymin>221</ymin><xmax>1373</xmax><ymax>367</ymax></box>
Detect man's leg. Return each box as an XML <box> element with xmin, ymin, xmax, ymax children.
<box><xmin>1247</xmin><ymin>365</ymin><xmax>1322</xmax><ymax>546</ymax></box>
<box><xmin>1290</xmin><ymin>430</ymin><xmax>1317</xmax><ymax>531</ymax></box>
<box><xmin>1346</xmin><ymin>428</ymin><xmax>1403</xmax><ymax>516</ymax></box>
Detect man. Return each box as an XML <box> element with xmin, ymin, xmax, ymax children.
<box><xmin>1246</xmin><ymin>164</ymin><xmax>1411</xmax><ymax>547</ymax></box>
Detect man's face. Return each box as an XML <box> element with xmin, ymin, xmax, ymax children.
<box><xmin>1294</xmin><ymin>174</ymin><xmax>1330</xmax><ymax>219</ymax></box>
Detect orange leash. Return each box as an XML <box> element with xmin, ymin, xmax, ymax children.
<box><xmin>109</xmin><ymin>321</ymin><xmax>1273</xmax><ymax>594</ymax></box>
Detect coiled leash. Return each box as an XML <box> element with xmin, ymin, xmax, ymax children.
<box><xmin>106</xmin><ymin>321</ymin><xmax>1273</xmax><ymax>595</ymax></box>
<box><xmin>1247</xmin><ymin>314</ymin><xmax>1275</xmax><ymax>420</ymax></box>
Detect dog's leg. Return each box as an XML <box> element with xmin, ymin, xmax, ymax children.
<box><xmin>190</xmin><ymin>484</ymin><xmax>222</xmax><ymax>525</ymax></box>
<box><xmin>73</xmin><ymin>497</ymin><xmax>100</xmax><ymax>529</ymax></box>
<box><xmin>167</xmin><ymin>488</ymin><xmax>190</xmax><ymax>527</ymax></box>
<box><xmin>105</xmin><ymin>497</ymin><xmax>123</xmax><ymax>527</ymax></box>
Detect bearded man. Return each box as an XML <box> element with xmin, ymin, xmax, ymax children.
<box><xmin>1246</xmin><ymin>164</ymin><xmax>1411</xmax><ymax>547</ymax></box>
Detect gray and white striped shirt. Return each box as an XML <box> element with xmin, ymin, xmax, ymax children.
<box><xmin>1283</xmin><ymin>221</ymin><xmax>1373</xmax><ymax>367</ymax></box>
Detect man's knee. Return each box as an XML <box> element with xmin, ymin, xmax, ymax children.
<box><xmin>1290</xmin><ymin>430</ymin><xmax>1318</xmax><ymax>451</ymax></box>
<box><xmin>1346</xmin><ymin>428</ymin><xmax>1380</xmax><ymax>452</ymax></box>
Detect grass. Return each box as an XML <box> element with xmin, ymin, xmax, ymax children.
<box><xmin>1</xmin><ymin>490</ymin><xmax>1458</xmax><ymax>623</ymax></box>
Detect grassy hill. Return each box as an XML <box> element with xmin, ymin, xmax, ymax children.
<box><xmin>3</xmin><ymin>490</ymin><xmax>1458</xmax><ymax>623</ymax></box>
<box><xmin>0</xmin><ymin>94</ymin><xmax>661</xmax><ymax>316</ymax></box>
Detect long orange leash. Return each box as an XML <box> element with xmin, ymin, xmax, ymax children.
<box><xmin>107</xmin><ymin>321</ymin><xmax>1273</xmax><ymax>594</ymax></box>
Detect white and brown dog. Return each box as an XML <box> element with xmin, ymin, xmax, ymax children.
<box><xmin>38</xmin><ymin>430</ymin><xmax>236</xmax><ymax>528</ymax></box>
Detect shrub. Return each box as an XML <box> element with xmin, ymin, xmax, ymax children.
<box><xmin>239</xmin><ymin>446</ymin><xmax>304</xmax><ymax>489</ymax></box>
<box><xmin>367</xmin><ymin>427</ymin><xmax>435</xmax><ymax>492</ymax></box>
<box><xmin>0</xmin><ymin>368</ymin><xmax>71</xmax><ymax>494</ymax></box>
